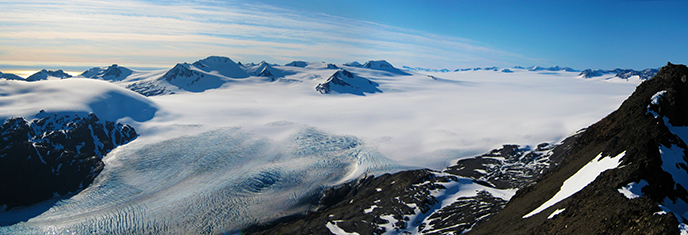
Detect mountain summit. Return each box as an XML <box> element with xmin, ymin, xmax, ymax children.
<box><xmin>80</xmin><ymin>64</ymin><xmax>133</xmax><ymax>81</ymax></box>
<box><xmin>315</xmin><ymin>69</ymin><xmax>381</xmax><ymax>95</ymax></box>
<box><xmin>26</xmin><ymin>69</ymin><xmax>72</xmax><ymax>81</ymax></box>
<box><xmin>362</xmin><ymin>60</ymin><xmax>410</xmax><ymax>75</ymax></box>
<box><xmin>191</xmin><ymin>56</ymin><xmax>248</xmax><ymax>78</ymax></box>
<box><xmin>0</xmin><ymin>71</ymin><xmax>24</xmax><ymax>81</ymax></box>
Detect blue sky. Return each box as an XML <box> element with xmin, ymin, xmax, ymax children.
<box><xmin>0</xmin><ymin>0</ymin><xmax>686</xmax><ymax>73</ymax></box>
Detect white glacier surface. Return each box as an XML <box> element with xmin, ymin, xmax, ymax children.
<box><xmin>0</xmin><ymin>126</ymin><xmax>403</xmax><ymax>234</ymax></box>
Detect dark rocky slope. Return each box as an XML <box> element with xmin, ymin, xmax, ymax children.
<box><xmin>468</xmin><ymin>63</ymin><xmax>688</xmax><ymax>234</ymax></box>
<box><xmin>247</xmin><ymin>135</ymin><xmax>580</xmax><ymax>235</ymax></box>
<box><xmin>0</xmin><ymin>113</ymin><xmax>137</xmax><ymax>209</ymax></box>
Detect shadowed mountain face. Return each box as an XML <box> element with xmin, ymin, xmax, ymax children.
<box><xmin>0</xmin><ymin>113</ymin><xmax>136</xmax><ymax>209</ymax></box>
<box><xmin>468</xmin><ymin>63</ymin><xmax>688</xmax><ymax>235</ymax></box>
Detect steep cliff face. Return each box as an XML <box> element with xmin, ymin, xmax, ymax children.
<box><xmin>0</xmin><ymin>113</ymin><xmax>137</xmax><ymax>209</ymax></box>
<box><xmin>469</xmin><ymin>63</ymin><xmax>688</xmax><ymax>235</ymax></box>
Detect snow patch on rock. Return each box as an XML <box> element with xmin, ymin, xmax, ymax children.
<box><xmin>617</xmin><ymin>180</ymin><xmax>649</xmax><ymax>199</ymax></box>
<box><xmin>523</xmin><ymin>151</ymin><xmax>625</xmax><ymax>218</ymax></box>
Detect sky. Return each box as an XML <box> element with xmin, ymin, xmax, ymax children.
<box><xmin>0</xmin><ymin>0</ymin><xmax>686</xmax><ymax>74</ymax></box>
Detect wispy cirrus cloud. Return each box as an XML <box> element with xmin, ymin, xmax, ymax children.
<box><xmin>0</xmin><ymin>0</ymin><xmax>536</xmax><ymax>70</ymax></box>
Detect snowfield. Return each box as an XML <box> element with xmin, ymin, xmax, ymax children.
<box><xmin>0</xmin><ymin>59</ymin><xmax>644</xmax><ymax>233</ymax></box>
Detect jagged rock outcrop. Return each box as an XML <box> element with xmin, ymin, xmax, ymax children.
<box><xmin>126</xmin><ymin>81</ymin><xmax>173</xmax><ymax>96</ymax></box>
<box><xmin>446</xmin><ymin>135</ymin><xmax>580</xmax><ymax>190</ymax></box>
<box><xmin>0</xmin><ymin>112</ymin><xmax>137</xmax><ymax>209</ymax></box>
<box><xmin>468</xmin><ymin>63</ymin><xmax>686</xmax><ymax>234</ymax></box>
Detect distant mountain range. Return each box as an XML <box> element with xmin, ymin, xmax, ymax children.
<box><xmin>1</xmin><ymin>57</ymin><xmax>659</xmax><ymax>89</ymax></box>
<box><xmin>404</xmin><ymin>65</ymin><xmax>660</xmax><ymax>81</ymax></box>
<box><xmin>0</xmin><ymin>57</ymin><xmax>413</xmax><ymax>97</ymax></box>
<box><xmin>0</xmin><ymin>60</ymin><xmax>658</xmax><ymax>99</ymax></box>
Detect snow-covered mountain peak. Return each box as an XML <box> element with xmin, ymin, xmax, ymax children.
<box><xmin>315</xmin><ymin>69</ymin><xmax>381</xmax><ymax>95</ymax></box>
<box><xmin>285</xmin><ymin>61</ymin><xmax>308</xmax><ymax>68</ymax></box>
<box><xmin>147</xmin><ymin>62</ymin><xmax>231</xmax><ymax>93</ymax></box>
<box><xmin>242</xmin><ymin>60</ymin><xmax>289</xmax><ymax>79</ymax></box>
<box><xmin>344</xmin><ymin>61</ymin><xmax>363</xmax><ymax>67</ymax></box>
<box><xmin>191</xmin><ymin>56</ymin><xmax>248</xmax><ymax>78</ymax></box>
<box><xmin>0</xmin><ymin>71</ymin><xmax>24</xmax><ymax>81</ymax></box>
<box><xmin>363</xmin><ymin>60</ymin><xmax>393</xmax><ymax>69</ymax></box>
<box><xmin>334</xmin><ymin>69</ymin><xmax>354</xmax><ymax>79</ymax></box>
<box><xmin>162</xmin><ymin>63</ymin><xmax>201</xmax><ymax>82</ymax></box>
<box><xmin>361</xmin><ymin>60</ymin><xmax>410</xmax><ymax>75</ymax></box>
<box><xmin>26</xmin><ymin>69</ymin><xmax>72</xmax><ymax>81</ymax></box>
<box><xmin>527</xmin><ymin>66</ymin><xmax>545</xmax><ymax>71</ymax></box>
<box><xmin>80</xmin><ymin>64</ymin><xmax>133</xmax><ymax>81</ymax></box>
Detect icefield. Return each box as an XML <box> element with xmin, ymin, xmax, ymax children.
<box><xmin>0</xmin><ymin>61</ymin><xmax>646</xmax><ymax>234</ymax></box>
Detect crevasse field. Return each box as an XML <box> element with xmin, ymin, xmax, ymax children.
<box><xmin>0</xmin><ymin>63</ymin><xmax>641</xmax><ymax>234</ymax></box>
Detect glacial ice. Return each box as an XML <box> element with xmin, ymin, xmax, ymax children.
<box><xmin>0</xmin><ymin>126</ymin><xmax>402</xmax><ymax>234</ymax></box>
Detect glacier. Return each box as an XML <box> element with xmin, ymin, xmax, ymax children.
<box><xmin>0</xmin><ymin>125</ymin><xmax>404</xmax><ymax>234</ymax></box>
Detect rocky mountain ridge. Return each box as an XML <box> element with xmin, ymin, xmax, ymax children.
<box><xmin>0</xmin><ymin>112</ymin><xmax>137</xmax><ymax>209</ymax></box>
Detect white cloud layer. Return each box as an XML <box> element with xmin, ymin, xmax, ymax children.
<box><xmin>0</xmin><ymin>0</ymin><xmax>533</xmax><ymax>69</ymax></box>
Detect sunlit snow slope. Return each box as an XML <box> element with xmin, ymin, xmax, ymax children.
<box><xmin>0</xmin><ymin>59</ymin><xmax>643</xmax><ymax>234</ymax></box>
